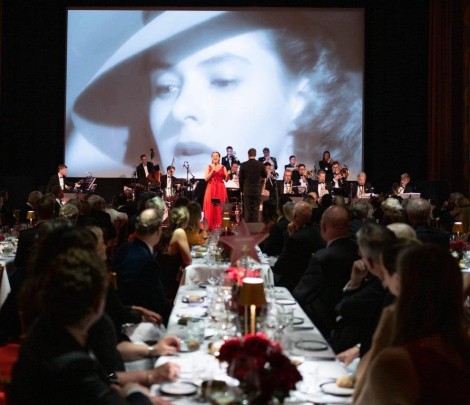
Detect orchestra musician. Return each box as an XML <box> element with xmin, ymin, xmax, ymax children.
<box><xmin>135</xmin><ymin>154</ymin><xmax>160</xmax><ymax>187</ymax></box>
<box><xmin>319</xmin><ymin>150</ymin><xmax>333</xmax><ymax>181</ymax></box>
<box><xmin>258</xmin><ymin>147</ymin><xmax>278</xmax><ymax>171</ymax></box>
<box><xmin>285</xmin><ymin>155</ymin><xmax>300</xmax><ymax>184</ymax></box>
<box><xmin>391</xmin><ymin>172</ymin><xmax>416</xmax><ymax>195</ymax></box>
<box><xmin>350</xmin><ymin>172</ymin><xmax>373</xmax><ymax>198</ymax></box>
<box><xmin>228</xmin><ymin>161</ymin><xmax>240</xmax><ymax>183</ymax></box>
<box><xmin>222</xmin><ymin>146</ymin><xmax>239</xmax><ymax>170</ymax></box>
<box><xmin>46</xmin><ymin>164</ymin><xmax>80</xmax><ymax>193</ymax></box>
<box><xmin>312</xmin><ymin>170</ymin><xmax>331</xmax><ymax>199</ymax></box>
<box><xmin>277</xmin><ymin>170</ymin><xmax>295</xmax><ymax>196</ymax></box>
<box><xmin>262</xmin><ymin>162</ymin><xmax>278</xmax><ymax>199</ymax></box>
<box><xmin>160</xmin><ymin>165</ymin><xmax>178</xmax><ymax>196</ymax></box>
<box><xmin>330</xmin><ymin>160</ymin><xmax>348</xmax><ymax>195</ymax></box>
<box><xmin>295</xmin><ymin>164</ymin><xmax>314</xmax><ymax>194</ymax></box>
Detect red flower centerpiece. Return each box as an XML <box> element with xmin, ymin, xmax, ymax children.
<box><xmin>217</xmin><ymin>333</ymin><xmax>302</xmax><ymax>404</ymax></box>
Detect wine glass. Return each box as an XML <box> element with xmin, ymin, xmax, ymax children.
<box><xmin>207</xmin><ymin>266</ymin><xmax>222</xmax><ymax>287</ymax></box>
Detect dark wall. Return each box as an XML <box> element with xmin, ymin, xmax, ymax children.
<box><xmin>1</xmin><ymin>0</ymin><xmax>430</xmax><ymax>205</ymax></box>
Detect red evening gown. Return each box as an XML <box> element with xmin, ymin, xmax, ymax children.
<box><xmin>203</xmin><ymin>166</ymin><xmax>227</xmax><ymax>230</ymax></box>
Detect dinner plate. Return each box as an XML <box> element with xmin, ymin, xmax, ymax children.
<box><xmin>292</xmin><ymin>317</ymin><xmax>304</xmax><ymax>325</ymax></box>
<box><xmin>275</xmin><ymin>298</ymin><xmax>296</xmax><ymax>305</ymax></box>
<box><xmin>160</xmin><ymin>381</ymin><xmax>198</xmax><ymax>396</ymax></box>
<box><xmin>294</xmin><ymin>340</ymin><xmax>328</xmax><ymax>351</ymax></box>
<box><xmin>182</xmin><ymin>295</ymin><xmax>205</xmax><ymax>304</ymax></box>
<box><xmin>319</xmin><ymin>382</ymin><xmax>354</xmax><ymax>397</ymax></box>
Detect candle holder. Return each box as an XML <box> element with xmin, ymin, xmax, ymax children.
<box><xmin>26</xmin><ymin>211</ymin><xmax>36</xmax><ymax>227</ymax></box>
<box><xmin>453</xmin><ymin>221</ymin><xmax>464</xmax><ymax>239</ymax></box>
<box><xmin>239</xmin><ymin>277</ymin><xmax>266</xmax><ymax>335</ymax></box>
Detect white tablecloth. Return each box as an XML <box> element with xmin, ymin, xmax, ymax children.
<box><xmin>154</xmin><ymin>284</ymin><xmax>352</xmax><ymax>404</ymax></box>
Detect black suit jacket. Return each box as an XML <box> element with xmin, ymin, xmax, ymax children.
<box><xmin>294</xmin><ymin>176</ymin><xmax>314</xmax><ymax>194</ymax></box>
<box><xmin>311</xmin><ymin>180</ymin><xmax>332</xmax><ymax>196</ymax></box>
<box><xmin>273</xmin><ymin>224</ymin><xmax>325</xmax><ymax>292</ymax></box>
<box><xmin>349</xmin><ymin>182</ymin><xmax>373</xmax><ymax>198</ymax></box>
<box><xmin>258</xmin><ymin>156</ymin><xmax>278</xmax><ymax>170</ymax></box>
<box><xmin>18</xmin><ymin>202</ymin><xmax>35</xmax><ymax>223</ymax></box>
<box><xmin>276</xmin><ymin>180</ymin><xmax>295</xmax><ymax>196</ymax></box>
<box><xmin>112</xmin><ymin>237</ymin><xmax>172</xmax><ymax>324</ymax></box>
<box><xmin>160</xmin><ymin>175</ymin><xmax>177</xmax><ymax>190</ymax></box>
<box><xmin>414</xmin><ymin>223</ymin><xmax>450</xmax><ymax>247</ymax></box>
<box><xmin>222</xmin><ymin>156</ymin><xmax>239</xmax><ymax>170</ymax></box>
<box><xmin>135</xmin><ymin>162</ymin><xmax>159</xmax><ymax>186</ymax></box>
<box><xmin>239</xmin><ymin>158</ymin><xmax>266</xmax><ymax>197</ymax></box>
<box><xmin>12</xmin><ymin>316</ymin><xmax>151</xmax><ymax>405</ymax></box>
<box><xmin>293</xmin><ymin>238</ymin><xmax>359</xmax><ymax>337</ymax></box>
<box><xmin>46</xmin><ymin>174</ymin><xmax>74</xmax><ymax>192</ymax></box>
<box><xmin>260</xmin><ymin>216</ymin><xmax>289</xmax><ymax>257</ymax></box>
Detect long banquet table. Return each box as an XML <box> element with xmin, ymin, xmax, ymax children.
<box><xmin>150</xmin><ymin>283</ymin><xmax>354</xmax><ymax>404</ymax></box>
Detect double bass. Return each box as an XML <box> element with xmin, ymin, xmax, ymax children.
<box><xmin>147</xmin><ymin>148</ymin><xmax>161</xmax><ymax>189</ymax></box>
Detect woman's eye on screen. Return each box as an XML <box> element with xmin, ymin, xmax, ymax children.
<box><xmin>210</xmin><ymin>77</ymin><xmax>241</xmax><ymax>90</ymax></box>
<box><xmin>153</xmin><ymin>83</ymin><xmax>180</xmax><ymax>98</ymax></box>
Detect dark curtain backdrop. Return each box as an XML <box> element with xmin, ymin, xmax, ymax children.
<box><xmin>1</xmin><ymin>0</ymin><xmax>467</xmax><ymax>205</ymax></box>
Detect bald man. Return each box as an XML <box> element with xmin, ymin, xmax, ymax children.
<box><xmin>293</xmin><ymin>206</ymin><xmax>359</xmax><ymax>337</ymax></box>
<box><xmin>273</xmin><ymin>201</ymin><xmax>325</xmax><ymax>292</ymax></box>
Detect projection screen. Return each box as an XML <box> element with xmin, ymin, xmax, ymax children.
<box><xmin>65</xmin><ymin>8</ymin><xmax>364</xmax><ymax>179</ymax></box>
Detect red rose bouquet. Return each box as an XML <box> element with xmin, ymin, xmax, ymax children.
<box><xmin>450</xmin><ymin>240</ymin><xmax>470</xmax><ymax>253</ymax></box>
<box><xmin>217</xmin><ymin>333</ymin><xmax>302</xmax><ymax>403</ymax></box>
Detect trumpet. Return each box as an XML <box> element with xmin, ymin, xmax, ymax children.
<box><xmin>339</xmin><ymin>165</ymin><xmax>350</xmax><ymax>179</ymax></box>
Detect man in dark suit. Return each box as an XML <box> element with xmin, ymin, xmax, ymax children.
<box><xmin>258</xmin><ymin>147</ymin><xmax>278</xmax><ymax>171</ymax></box>
<box><xmin>112</xmin><ymin>208</ymin><xmax>172</xmax><ymax>324</ymax></box>
<box><xmin>222</xmin><ymin>146</ymin><xmax>239</xmax><ymax>170</ymax></box>
<box><xmin>160</xmin><ymin>165</ymin><xmax>178</xmax><ymax>195</ymax></box>
<box><xmin>260</xmin><ymin>196</ymin><xmax>292</xmax><ymax>257</ymax></box>
<box><xmin>349</xmin><ymin>172</ymin><xmax>373</xmax><ymax>199</ymax></box>
<box><xmin>293</xmin><ymin>206</ymin><xmax>359</xmax><ymax>338</ymax></box>
<box><xmin>406</xmin><ymin>198</ymin><xmax>449</xmax><ymax>247</ymax></box>
<box><xmin>135</xmin><ymin>154</ymin><xmax>160</xmax><ymax>187</ymax></box>
<box><xmin>273</xmin><ymin>201</ymin><xmax>325</xmax><ymax>292</ymax></box>
<box><xmin>46</xmin><ymin>164</ymin><xmax>77</xmax><ymax>192</ymax></box>
<box><xmin>262</xmin><ymin>162</ymin><xmax>277</xmax><ymax>200</ymax></box>
<box><xmin>276</xmin><ymin>170</ymin><xmax>295</xmax><ymax>196</ymax></box>
<box><xmin>18</xmin><ymin>191</ymin><xmax>42</xmax><ymax>223</ymax></box>
<box><xmin>311</xmin><ymin>170</ymin><xmax>332</xmax><ymax>199</ymax></box>
<box><xmin>295</xmin><ymin>164</ymin><xmax>314</xmax><ymax>194</ymax></box>
<box><xmin>239</xmin><ymin>148</ymin><xmax>267</xmax><ymax>222</ymax></box>
<box><xmin>330</xmin><ymin>161</ymin><xmax>348</xmax><ymax>196</ymax></box>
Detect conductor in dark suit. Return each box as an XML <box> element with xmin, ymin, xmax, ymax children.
<box><xmin>239</xmin><ymin>148</ymin><xmax>267</xmax><ymax>222</ymax></box>
<box><xmin>46</xmin><ymin>164</ymin><xmax>76</xmax><ymax>193</ymax></box>
<box><xmin>135</xmin><ymin>154</ymin><xmax>160</xmax><ymax>187</ymax></box>
<box><xmin>350</xmin><ymin>172</ymin><xmax>373</xmax><ymax>198</ymax></box>
<box><xmin>293</xmin><ymin>206</ymin><xmax>359</xmax><ymax>337</ymax></box>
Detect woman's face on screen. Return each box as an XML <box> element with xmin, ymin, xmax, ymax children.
<box><xmin>148</xmin><ymin>30</ymin><xmax>300</xmax><ymax>171</ymax></box>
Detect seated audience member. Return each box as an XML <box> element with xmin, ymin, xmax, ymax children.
<box><xmin>0</xmin><ymin>189</ymin><xmax>15</xmax><ymax>226</ymax></box>
<box><xmin>354</xmin><ymin>245</ymin><xmax>470</xmax><ymax>404</ymax></box>
<box><xmin>59</xmin><ymin>203</ymin><xmax>80</xmax><ymax>224</ymax></box>
<box><xmin>20</xmin><ymin>220</ymin><xmax>180</xmax><ymax>382</ymax></box>
<box><xmin>353</xmin><ymin>237</ymin><xmax>421</xmax><ymax>396</ymax></box>
<box><xmin>18</xmin><ymin>190</ymin><xmax>42</xmax><ymax>223</ymax></box>
<box><xmin>330</xmin><ymin>223</ymin><xmax>396</xmax><ymax>357</ymax></box>
<box><xmin>155</xmin><ymin>207</ymin><xmax>192</xmax><ymax>302</ymax></box>
<box><xmin>126</xmin><ymin>191</ymin><xmax>158</xmax><ymax>237</ymax></box>
<box><xmin>49</xmin><ymin>185</ymin><xmax>65</xmax><ymax>216</ymax></box>
<box><xmin>12</xmin><ymin>246</ymin><xmax>175</xmax><ymax>405</ymax></box>
<box><xmin>349</xmin><ymin>199</ymin><xmax>373</xmax><ymax>241</ymax></box>
<box><xmin>184</xmin><ymin>201</ymin><xmax>207</xmax><ymax>248</ymax></box>
<box><xmin>406</xmin><ymin>198</ymin><xmax>450</xmax><ymax>247</ymax></box>
<box><xmin>113</xmin><ymin>209</ymin><xmax>172</xmax><ymax>324</ymax></box>
<box><xmin>260</xmin><ymin>199</ymin><xmax>278</xmax><ymax>234</ymax></box>
<box><xmin>386</xmin><ymin>222</ymin><xmax>417</xmax><ymax>239</ymax></box>
<box><xmin>293</xmin><ymin>206</ymin><xmax>359</xmax><ymax>337</ymax></box>
<box><xmin>87</xmin><ymin>194</ymin><xmax>117</xmax><ymax>242</ymax></box>
<box><xmin>260</xmin><ymin>196</ymin><xmax>292</xmax><ymax>257</ymax></box>
<box><xmin>273</xmin><ymin>201</ymin><xmax>325</xmax><ymax>292</ymax></box>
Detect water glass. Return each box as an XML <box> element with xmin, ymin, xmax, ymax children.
<box><xmin>187</xmin><ymin>318</ymin><xmax>205</xmax><ymax>344</ymax></box>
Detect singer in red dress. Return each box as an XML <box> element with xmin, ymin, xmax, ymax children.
<box><xmin>203</xmin><ymin>152</ymin><xmax>228</xmax><ymax>230</ymax></box>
